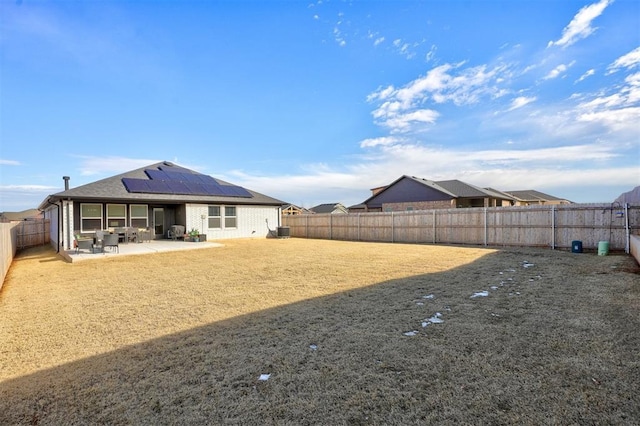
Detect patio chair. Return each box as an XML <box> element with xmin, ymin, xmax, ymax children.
<box><xmin>168</xmin><ymin>225</ymin><xmax>185</xmax><ymax>240</ymax></box>
<box><xmin>126</xmin><ymin>227</ymin><xmax>137</xmax><ymax>243</ymax></box>
<box><xmin>74</xmin><ymin>235</ymin><xmax>93</xmax><ymax>254</ymax></box>
<box><xmin>93</xmin><ymin>230</ymin><xmax>105</xmax><ymax>253</ymax></box>
<box><xmin>102</xmin><ymin>233</ymin><xmax>120</xmax><ymax>253</ymax></box>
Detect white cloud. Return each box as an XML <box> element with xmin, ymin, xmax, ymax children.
<box><xmin>379</xmin><ymin>109</ymin><xmax>440</xmax><ymax>132</ymax></box>
<box><xmin>576</xmin><ymin>69</ymin><xmax>595</xmax><ymax>82</ymax></box>
<box><xmin>359</xmin><ymin>136</ymin><xmax>402</xmax><ymax>148</ymax></box>
<box><xmin>367</xmin><ymin>61</ymin><xmax>509</xmax><ymax>133</ymax></box>
<box><xmin>425</xmin><ymin>44</ymin><xmax>437</xmax><ymax>62</ymax></box>
<box><xmin>577</xmin><ymin>107</ymin><xmax>640</xmax><ymax>132</ymax></box>
<box><xmin>0</xmin><ymin>159</ymin><xmax>22</xmax><ymax>166</ymax></box>
<box><xmin>373</xmin><ymin>37</ymin><xmax>384</xmax><ymax>46</ymax></box>
<box><xmin>607</xmin><ymin>46</ymin><xmax>640</xmax><ymax>74</ymax></box>
<box><xmin>508</xmin><ymin>96</ymin><xmax>536</xmax><ymax>111</ymax></box>
<box><xmin>0</xmin><ymin>184</ymin><xmax>57</xmax><ymax>191</ymax></box>
<box><xmin>543</xmin><ymin>61</ymin><xmax>575</xmax><ymax>80</ymax></box>
<box><xmin>573</xmin><ymin>69</ymin><xmax>640</xmax><ymax>133</ymax></box>
<box><xmin>548</xmin><ymin>0</ymin><xmax>612</xmax><ymax>48</ymax></box>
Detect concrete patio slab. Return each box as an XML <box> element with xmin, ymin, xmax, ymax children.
<box><xmin>62</xmin><ymin>239</ymin><xmax>223</xmax><ymax>262</ymax></box>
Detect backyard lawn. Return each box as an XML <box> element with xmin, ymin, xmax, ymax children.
<box><xmin>1</xmin><ymin>238</ymin><xmax>638</xmax><ymax>424</ymax></box>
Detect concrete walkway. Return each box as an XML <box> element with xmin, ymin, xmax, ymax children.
<box><xmin>63</xmin><ymin>239</ymin><xmax>223</xmax><ymax>263</ymax></box>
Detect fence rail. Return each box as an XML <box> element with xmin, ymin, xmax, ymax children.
<box><xmin>282</xmin><ymin>204</ymin><xmax>639</xmax><ymax>252</ymax></box>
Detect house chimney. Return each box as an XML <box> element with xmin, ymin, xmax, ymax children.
<box><xmin>63</xmin><ymin>176</ymin><xmax>70</xmax><ymax>191</ymax></box>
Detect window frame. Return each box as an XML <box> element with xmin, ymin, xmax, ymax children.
<box><xmin>106</xmin><ymin>203</ymin><xmax>127</xmax><ymax>228</ymax></box>
<box><xmin>129</xmin><ymin>204</ymin><xmax>149</xmax><ymax>228</ymax></box>
<box><xmin>208</xmin><ymin>205</ymin><xmax>221</xmax><ymax>229</ymax></box>
<box><xmin>80</xmin><ymin>203</ymin><xmax>103</xmax><ymax>233</ymax></box>
<box><xmin>224</xmin><ymin>206</ymin><xmax>237</xmax><ymax>228</ymax></box>
<box><xmin>208</xmin><ymin>205</ymin><xmax>237</xmax><ymax>229</ymax></box>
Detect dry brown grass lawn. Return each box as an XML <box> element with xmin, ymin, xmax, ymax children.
<box><xmin>1</xmin><ymin>238</ymin><xmax>638</xmax><ymax>425</ymax></box>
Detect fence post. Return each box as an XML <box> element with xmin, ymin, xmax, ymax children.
<box><xmin>625</xmin><ymin>203</ymin><xmax>630</xmax><ymax>254</ymax></box>
<box><xmin>329</xmin><ymin>214</ymin><xmax>332</xmax><ymax>240</ymax></box>
<box><xmin>357</xmin><ymin>213</ymin><xmax>360</xmax><ymax>241</ymax></box>
<box><xmin>551</xmin><ymin>205</ymin><xmax>555</xmax><ymax>250</ymax></box>
<box><xmin>484</xmin><ymin>208</ymin><xmax>488</xmax><ymax>246</ymax></box>
<box><xmin>432</xmin><ymin>210</ymin><xmax>436</xmax><ymax>244</ymax></box>
<box><xmin>391</xmin><ymin>212</ymin><xmax>394</xmax><ymax>243</ymax></box>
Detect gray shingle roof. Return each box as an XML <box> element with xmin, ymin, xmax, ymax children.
<box><xmin>39</xmin><ymin>161</ymin><xmax>284</xmax><ymax>208</ymax></box>
<box><xmin>433</xmin><ymin>179</ymin><xmax>491</xmax><ymax>198</ymax></box>
<box><xmin>505</xmin><ymin>190</ymin><xmax>566</xmax><ymax>202</ymax></box>
<box><xmin>310</xmin><ymin>203</ymin><xmax>346</xmax><ymax>213</ymax></box>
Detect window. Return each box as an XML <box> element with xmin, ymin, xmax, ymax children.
<box><xmin>80</xmin><ymin>203</ymin><xmax>103</xmax><ymax>232</ymax></box>
<box><xmin>208</xmin><ymin>205</ymin><xmax>221</xmax><ymax>228</ymax></box>
<box><xmin>106</xmin><ymin>204</ymin><xmax>126</xmax><ymax>228</ymax></box>
<box><xmin>130</xmin><ymin>204</ymin><xmax>148</xmax><ymax>228</ymax></box>
<box><xmin>208</xmin><ymin>205</ymin><xmax>236</xmax><ymax>229</ymax></box>
<box><xmin>406</xmin><ymin>206</ymin><xmax>414</xmax><ymax>211</ymax></box>
<box><xmin>224</xmin><ymin>206</ymin><xmax>237</xmax><ymax>228</ymax></box>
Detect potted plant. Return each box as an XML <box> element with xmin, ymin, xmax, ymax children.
<box><xmin>188</xmin><ymin>228</ymin><xmax>200</xmax><ymax>242</ymax></box>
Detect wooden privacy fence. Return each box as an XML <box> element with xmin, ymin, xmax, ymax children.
<box><xmin>15</xmin><ymin>219</ymin><xmax>50</xmax><ymax>249</ymax></box>
<box><xmin>282</xmin><ymin>204</ymin><xmax>639</xmax><ymax>252</ymax></box>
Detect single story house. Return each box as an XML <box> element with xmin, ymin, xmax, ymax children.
<box><xmin>350</xmin><ymin>175</ymin><xmax>515</xmax><ymax>212</ymax></box>
<box><xmin>309</xmin><ymin>203</ymin><xmax>349</xmax><ymax>214</ymax></box>
<box><xmin>38</xmin><ymin>161</ymin><xmax>285</xmax><ymax>251</ymax></box>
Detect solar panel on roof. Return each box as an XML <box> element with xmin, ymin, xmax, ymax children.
<box><xmin>122</xmin><ymin>178</ymin><xmax>148</xmax><ymax>192</ymax></box>
<box><xmin>165</xmin><ymin>180</ymin><xmax>190</xmax><ymax>194</ymax></box>
<box><xmin>148</xmin><ymin>180</ymin><xmax>169</xmax><ymax>193</ymax></box>
<box><xmin>205</xmin><ymin>184</ymin><xmax>228</xmax><ymax>196</ymax></box>
<box><xmin>224</xmin><ymin>185</ymin><xmax>252</xmax><ymax>197</ymax></box>
<box><xmin>145</xmin><ymin>169</ymin><xmax>169</xmax><ymax>181</ymax></box>
<box><xmin>123</xmin><ymin>169</ymin><xmax>253</xmax><ymax>197</ymax></box>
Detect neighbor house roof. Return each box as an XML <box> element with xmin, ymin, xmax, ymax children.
<box><xmin>0</xmin><ymin>209</ymin><xmax>42</xmax><ymax>222</ymax></box>
<box><xmin>309</xmin><ymin>203</ymin><xmax>348</xmax><ymax>214</ymax></box>
<box><xmin>504</xmin><ymin>190</ymin><xmax>568</xmax><ymax>203</ymax></box>
<box><xmin>38</xmin><ymin>161</ymin><xmax>284</xmax><ymax>209</ymax></box>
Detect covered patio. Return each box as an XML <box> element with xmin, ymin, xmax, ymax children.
<box><xmin>63</xmin><ymin>239</ymin><xmax>223</xmax><ymax>263</ymax></box>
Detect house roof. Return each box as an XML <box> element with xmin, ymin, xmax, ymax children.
<box><xmin>504</xmin><ymin>190</ymin><xmax>567</xmax><ymax>203</ymax></box>
<box><xmin>0</xmin><ymin>209</ymin><xmax>42</xmax><ymax>222</ymax></box>
<box><xmin>431</xmin><ymin>179</ymin><xmax>503</xmax><ymax>199</ymax></box>
<box><xmin>39</xmin><ymin>161</ymin><xmax>284</xmax><ymax>209</ymax></box>
<box><xmin>310</xmin><ymin>203</ymin><xmax>347</xmax><ymax>214</ymax></box>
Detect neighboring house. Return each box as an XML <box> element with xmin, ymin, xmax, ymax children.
<box><xmin>309</xmin><ymin>203</ymin><xmax>348</xmax><ymax>214</ymax></box>
<box><xmin>501</xmin><ymin>190</ymin><xmax>571</xmax><ymax>206</ymax></box>
<box><xmin>0</xmin><ymin>209</ymin><xmax>42</xmax><ymax>222</ymax></box>
<box><xmin>38</xmin><ymin>161</ymin><xmax>285</xmax><ymax>251</ymax></box>
<box><xmin>281</xmin><ymin>204</ymin><xmax>311</xmax><ymax>216</ymax></box>
<box><xmin>355</xmin><ymin>175</ymin><xmax>515</xmax><ymax>212</ymax></box>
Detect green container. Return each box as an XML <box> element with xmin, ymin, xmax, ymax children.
<box><xmin>598</xmin><ymin>241</ymin><xmax>609</xmax><ymax>256</ymax></box>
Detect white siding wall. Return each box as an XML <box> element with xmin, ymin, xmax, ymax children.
<box><xmin>46</xmin><ymin>205</ymin><xmax>60</xmax><ymax>250</ymax></box>
<box><xmin>185</xmin><ymin>204</ymin><xmax>280</xmax><ymax>240</ymax></box>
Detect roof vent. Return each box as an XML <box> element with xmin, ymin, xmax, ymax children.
<box><xmin>63</xmin><ymin>176</ymin><xmax>70</xmax><ymax>191</ymax></box>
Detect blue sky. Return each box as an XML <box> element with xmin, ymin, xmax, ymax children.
<box><xmin>1</xmin><ymin>0</ymin><xmax>638</xmax><ymax>212</ymax></box>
